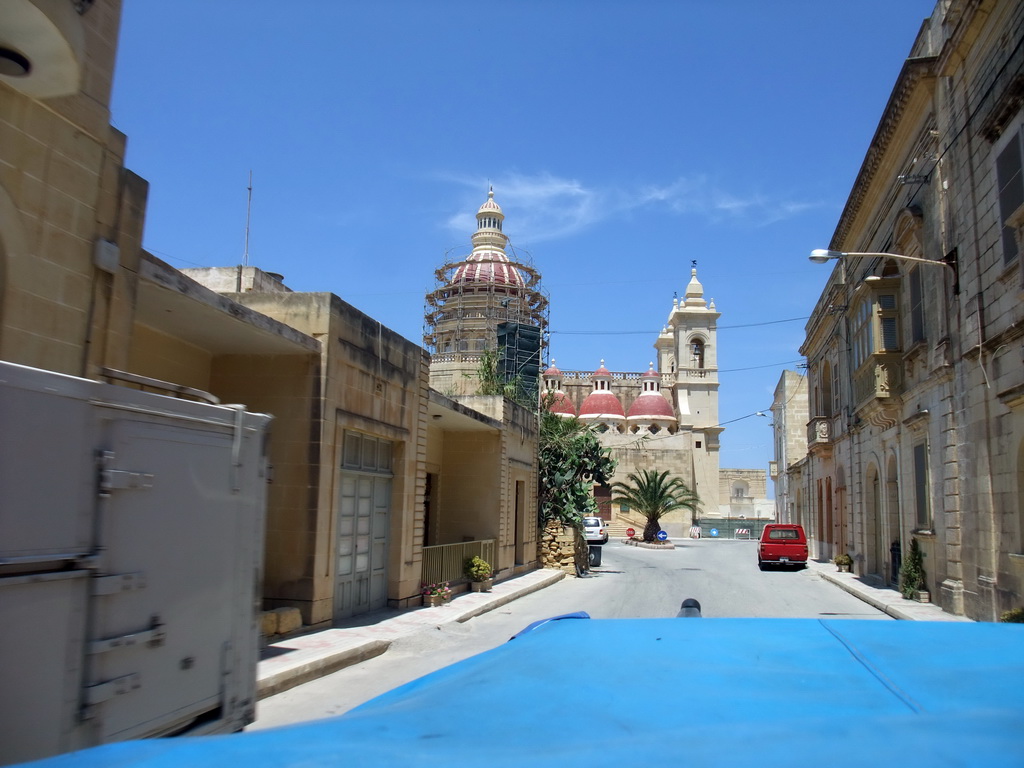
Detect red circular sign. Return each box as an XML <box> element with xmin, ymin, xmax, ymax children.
<box><xmin>626</xmin><ymin>528</ymin><xmax>636</xmax><ymax>537</ymax></box>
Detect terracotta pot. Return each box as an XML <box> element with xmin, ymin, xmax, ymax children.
<box><xmin>424</xmin><ymin>594</ymin><xmax>449</xmax><ymax>607</ymax></box>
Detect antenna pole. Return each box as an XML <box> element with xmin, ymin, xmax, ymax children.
<box><xmin>243</xmin><ymin>170</ymin><xmax>253</xmax><ymax>266</ymax></box>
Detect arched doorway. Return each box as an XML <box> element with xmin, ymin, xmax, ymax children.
<box><xmin>865</xmin><ymin>463</ymin><xmax>881</xmax><ymax>577</ymax></box>
<box><xmin>886</xmin><ymin>455</ymin><xmax>901</xmax><ymax>586</ymax></box>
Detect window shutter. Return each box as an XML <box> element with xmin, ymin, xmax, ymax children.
<box><xmin>881</xmin><ymin>317</ymin><xmax>899</xmax><ymax>350</ymax></box>
<box><xmin>909</xmin><ymin>267</ymin><xmax>924</xmax><ymax>343</ymax></box>
<box><xmin>878</xmin><ymin>294</ymin><xmax>899</xmax><ymax>350</ymax></box>
<box><xmin>996</xmin><ymin>130</ymin><xmax>1024</xmax><ymax>265</ymax></box>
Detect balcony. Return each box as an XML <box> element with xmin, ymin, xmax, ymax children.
<box><xmin>807</xmin><ymin>416</ymin><xmax>835</xmax><ymax>456</ymax></box>
<box><xmin>769</xmin><ymin>460</ymin><xmax>779</xmax><ymax>480</ymax></box>
<box><xmin>853</xmin><ymin>353</ymin><xmax>904</xmax><ymax>409</ymax></box>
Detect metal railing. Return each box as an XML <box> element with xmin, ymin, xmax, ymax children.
<box><xmin>421</xmin><ymin>539</ymin><xmax>496</xmax><ymax>586</ymax></box>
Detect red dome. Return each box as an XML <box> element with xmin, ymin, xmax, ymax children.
<box><xmin>547</xmin><ymin>391</ymin><xmax>576</xmax><ymax>417</ymax></box>
<box><xmin>579</xmin><ymin>391</ymin><xmax>624</xmax><ymax>419</ymax></box>
<box><xmin>451</xmin><ymin>251</ymin><xmax>525</xmax><ymax>286</ymax></box>
<box><xmin>543</xmin><ymin>363</ymin><xmax>562</xmax><ymax>378</ymax></box>
<box><xmin>627</xmin><ymin>392</ymin><xmax>676</xmax><ymax>420</ymax></box>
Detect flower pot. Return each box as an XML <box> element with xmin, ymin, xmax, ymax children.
<box><xmin>424</xmin><ymin>594</ymin><xmax>449</xmax><ymax>607</ymax></box>
<box><xmin>915</xmin><ymin>590</ymin><xmax>930</xmax><ymax>603</ymax></box>
<box><xmin>470</xmin><ymin>579</ymin><xmax>493</xmax><ymax>593</ymax></box>
<box><xmin>837</xmin><ymin>564</ymin><xmax>850</xmax><ymax>573</ymax></box>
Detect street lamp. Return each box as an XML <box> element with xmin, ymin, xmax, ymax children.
<box><xmin>809</xmin><ymin>249</ymin><xmax>954</xmax><ymax>270</ymax></box>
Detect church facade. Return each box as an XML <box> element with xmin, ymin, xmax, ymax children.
<box><xmin>433</xmin><ymin>191</ymin><xmax>770</xmax><ymax>532</ymax></box>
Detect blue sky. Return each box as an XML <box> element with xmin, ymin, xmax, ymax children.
<box><xmin>111</xmin><ymin>1</ymin><xmax>937</xmax><ymax>475</ymax></box>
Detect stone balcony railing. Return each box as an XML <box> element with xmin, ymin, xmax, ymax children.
<box><xmin>853</xmin><ymin>354</ymin><xmax>904</xmax><ymax>408</ymax></box>
<box><xmin>807</xmin><ymin>416</ymin><xmax>835</xmax><ymax>452</ymax></box>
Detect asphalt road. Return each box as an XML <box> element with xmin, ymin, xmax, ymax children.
<box><xmin>251</xmin><ymin>538</ymin><xmax>888</xmax><ymax>729</ymax></box>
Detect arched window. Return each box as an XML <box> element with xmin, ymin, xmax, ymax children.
<box><xmin>691</xmin><ymin>340</ymin><xmax>705</xmax><ymax>369</ymax></box>
<box><xmin>821</xmin><ymin>361</ymin><xmax>833</xmax><ymax>417</ymax></box>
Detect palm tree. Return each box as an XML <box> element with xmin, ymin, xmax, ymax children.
<box><xmin>610</xmin><ymin>469</ymin><xmax>701</xmax><ymax>542</ymax></box>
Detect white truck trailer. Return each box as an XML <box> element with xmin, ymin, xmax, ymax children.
<box><xmin>0</xmin><ymin>361</ymin><xmax>271</xmax><ymax>765</ymax></box>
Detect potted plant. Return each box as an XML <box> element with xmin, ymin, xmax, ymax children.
<box><xmin>899</xmin><ymin>538</ymin><xmax>928</xmax><ymax>602</ymax></box>
<box><xmin>833</xmin><ymin>553</ymin><xmax>853</xmax><ymax>573</ymax></box>
<box><xmin>464</xmin><ymin>556</ymin><xmax>493</xmax><ymax>592</ymax></box>
<box><xmin>421</xmin><ymin>581</ymin><xmax>451</xmax><ymax>607</ymax></box>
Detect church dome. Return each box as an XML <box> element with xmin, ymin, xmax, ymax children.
<box><xmin>627</xmin><ymin>391</ymin><xmax>675</xmax><ymax>420</ymax></box>
<box><xmin>627</xmin><ymin>364</ymin><xmax>676</xmax><ymax>428</ymax></box>
<box><xmin>579</xmin><ymin>362</ymin><xmax>624</xmax><ymax>422</ymax></box>
<box><xmin>579</xmin><ymin>391</ymin><xmax>625</xmax><ymax>419</ymax></box>
<box><xmin>543</xmin><ymin>361</ymin><xmax>575</xmax><ymax>417</ymax></box>
<box><xmin>547</xmin><ymin>391</ymin><xmax>576</xmax><ymax>417</ymax></box>
<box><xmin>543</xmin><ymin>362</ymin><xmax>563</xmax><ymax>378</ymax></box>
<box><xmin>449</xmin><ymin>188</ymin><xmax>523</xmax><ymax>287</ymax></box>
<box><xmin>451</xmin><ymin>251</ymin><xmax>525</xmax><ymax>286</ymax></box>
<box><xmin>478</xmin><ymin>191</ymin><xmax>503</xmax><ymax>215</ymax></box>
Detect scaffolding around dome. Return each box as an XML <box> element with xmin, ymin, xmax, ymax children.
<box><xmin>424</xmin><ymin>191</ymin><xmax>549</xmax><ymax>398</ymax></box>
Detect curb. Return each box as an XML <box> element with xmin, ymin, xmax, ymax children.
<box><xmin>257</xmin><ymin>639</ymin><xmax>390</xmax><ymax>700</ymax></box>
<box><xmin>455</xmin><ymin>570</ymin><xmax>565</xmax><ymax>623</ymax></box>
<box><xmin>813</xmin><ymin>565</ymin><xmax>971</xmax><ymax>622</ymax></box>
<box><xmin>256</xmin><ymin>569</ymin><xmax>567</xmax><ymax>699</ymax></box>
<box><xmin>621</xmin><ymin>538</ymin><xmax>676</xmax><ymax>549</ymax></box>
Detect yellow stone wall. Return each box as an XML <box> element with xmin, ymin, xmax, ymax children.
<box><xmin>0</xmin><ymin>1</ymin><xmax>148</xmax><ymax>378</ymax></box>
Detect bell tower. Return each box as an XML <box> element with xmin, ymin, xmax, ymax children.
<box><xmin>666</xmin><ymin>266</ymin><xmax>721</xmax><ymax>508</ymax></box>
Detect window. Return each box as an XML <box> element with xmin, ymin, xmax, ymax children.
<box><xmin>820</xmin><ymin>361</ymin><xmax>833</xmax><ymax>417</ymax></box>
<box><xmin>831</xmin><ymin>358</ymin><xmax>840</xmax><ymax>415</ymax></box>
<box><xmin>878</xmin><ymin>293</ymin><xmax>899</xmax><ymax>351</ymax></box>
<box><xmin>850</xmin><ymin>284</ymin><xmax>900</xmax><ymax>370</ymax></box>
<box><xmin>691</xmin><ymin>340</ymin><xmax>705</xmax><ymax>369</ymax></box>
<box><xmin>995</xmin><ymin>123</ymin><xmax>1024</xmax><ymax>265</ymax></box>
<box><xmin>913</xmin><ymin>441</ymin><xmax>930</xmax><ymax>529</ymax></box>
<box><xmin>851</xmin><ymin>298</ymin><xmax>873</xmax><ymax>369</ymax></box>
<box><xmin>909</xmin><ymin>266</ymin><xmax>925</xmax><ymax>344</ymax></box>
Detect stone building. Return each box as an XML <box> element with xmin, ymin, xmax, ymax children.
<box><xmin>791</xmin><ymin>0</ymin><xmax>1024</xmax><ymax>620</ymax></box>
<box><xmin>769</xmin><ymin>370</ymin><xmax>809</xmax><ymax>525</ymax></box>
<box><xmin>1</xmin><ymin>0</ymin><xmax>539</xmax><ymax>632</ymax></box>
<box><xmin>543</xmin><ymin>267</ymin><xmax>747</xmax><ymax>530</ymax></box>
<box><xmin>183</xmin><ymin>269</ymin><xmax>540</xmax><ymax>623</ymax></box>
<box><xmin>424</xmin><ymin>188</ymin><xmax>548</xmax><ymax>398</ymax></box>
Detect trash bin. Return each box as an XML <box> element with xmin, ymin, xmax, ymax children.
<box><xmin>589</xmin><ymin>545</ymin><xmax>602</xmax><ymax>567</ymax></box>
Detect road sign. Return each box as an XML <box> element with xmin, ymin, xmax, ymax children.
<box><xmin>626</xmin><ymin>528</ymin><xmax>635</xmax><ymax>538</ymax></box>
<box><xmin>657</xmin><ymin>530</ymin><xmax>668</xmax><ymax>541</ymax></box>
<box><xmin>710</xmin><ymin>528</ymin><xmax>719</xmax><ymax>537</ymax></box>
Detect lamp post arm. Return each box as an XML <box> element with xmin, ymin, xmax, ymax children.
<box><xmin>809</xmin><ymin>249</ymin><xmax>954</xmax><ymax>270</ymax></box>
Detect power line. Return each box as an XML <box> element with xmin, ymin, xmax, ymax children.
<box><xmin>551</xmin><ymin>316</ymin><xmax>809</xmax><ymax>335</ymax></box>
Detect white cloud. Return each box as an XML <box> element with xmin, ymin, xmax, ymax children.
<box><xmin>440</xmin><ymin>172</ymin><xmax>824</xmax><ymax>242</ymax></box>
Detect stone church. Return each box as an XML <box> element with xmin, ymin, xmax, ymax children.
<box><xmin>425</xmin><ymin>190</ymin><xmax>770</xmax><ymax>533</ymax></box>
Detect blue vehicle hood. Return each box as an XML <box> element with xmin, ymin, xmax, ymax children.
<box><xmin>19</xmin><ymin>618</ymin><xmax>1024</xmax><ymax>768</ymax></box>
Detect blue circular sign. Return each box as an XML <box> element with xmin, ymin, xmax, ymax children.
<box><xmin>657</xmin><ymin>530</ymin><xmax>668</xmax><ymax>541</ymax></box>
<box><xmin>710</xmin><ymin>528</ymin><xmax>719</xmax><ymax>537</ymax></box>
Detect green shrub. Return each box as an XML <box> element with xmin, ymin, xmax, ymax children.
<box><xmin>999</xmin><ymin>607</ymin><xmax>1024</xmax><ymax>623</ymax></box>
<box><xmin>464</xmin><ymin>556</ymin><xmax>492</xmax><ymax>582</ymax></box>
<box><xmin>899</xmin><ymin>538</ymin><xmax>925</xmax><ymax>598</ymax></box>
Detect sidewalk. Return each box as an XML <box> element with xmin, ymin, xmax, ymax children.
<box><xmin>806</xmin><ymin>558</ymin><xmax>971</xmax><ymax>622</ymax></box>
<box><xmin>257</xmin><ymin>557</ymin><xmax>970</xmax><ymax>700</ymax></box>
<box><xmin>256</xmin><ymin>568</ymin><xmax>565</xmax><ymax>699</ymax></box>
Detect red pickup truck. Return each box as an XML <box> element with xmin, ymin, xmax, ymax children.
<box><xmin>758</xmin><ymin>524</ymin><xmax>808</xmax><ymax>569</ymax></box>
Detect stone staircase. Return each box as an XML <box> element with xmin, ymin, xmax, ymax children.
<box><xmin>604</xmin><ymin>512</ymin><xmax>646</xmax><ymax>539</ymax></box>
